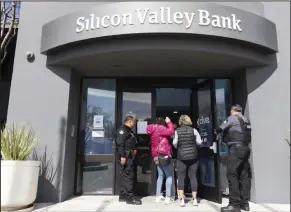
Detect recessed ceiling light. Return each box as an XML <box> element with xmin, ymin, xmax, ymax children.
<box><xmin>173</xmin><ymin>111</ymin><xmax>178</xmax><ymax>114</ymax></box>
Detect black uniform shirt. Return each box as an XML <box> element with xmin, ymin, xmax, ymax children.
<box><xmin>217</xmin><ymin>112</ymin><xmax>250</xmax><ymax>145</ymax></box>
<box><xmin>116</xmin><ymin>125</ymin><xmax>137</xmax><ymax>158</ymax></box>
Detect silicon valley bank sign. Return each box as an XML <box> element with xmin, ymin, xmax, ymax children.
<box><xmin>76</xmin><ymin>7</ymin><xmax>242</xmax><ymax>33</ymax></box>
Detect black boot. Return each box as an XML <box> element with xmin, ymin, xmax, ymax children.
<box><xmin>118</xmin><ymin>196</ymin><xmax>126</xmax><ymax>202</ymax></box>
<box><xmin>240</xmin><ymin>204</ymin><xmax>250</xmax><ymax>211</ymax></box>
<box><xmin>126</xmin><ymin>197</ymin><xmax>142</xmax><ymax>205</ymax></box>
<box><xmin>221</xmin><ymin>205</ymin><xmax>241</xmax><ymax>212</ymax></box>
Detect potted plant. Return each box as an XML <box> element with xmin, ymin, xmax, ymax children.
<box><xmin>1</xmin><ymin>122</ymin><xmax>40</xmax><ymax>212</ymax></box>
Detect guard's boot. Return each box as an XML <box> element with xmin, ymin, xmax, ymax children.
<box><xmin>221</xmin><ymin>205</ymin><xmax>241</xmax><ymax>212</ymax></box>
<box><xmin>240</xmin><ymin>203</ymin><xmax>250</xmax><ymax>211</ymax></box>
<box><xmin>118</xmin><ymin>196</ymin><xmax>126</xmax><ymax>202</ymax></box>
<box><xmin>126</xmin><ymin>198</ymin><xmax>142</xmax><ymax>205</ymax></box>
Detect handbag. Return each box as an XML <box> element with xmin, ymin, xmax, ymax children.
<box><xmin>156</xmin><ymin>126</ymin><xmax>171</xmax><ymax>166</ymax></box>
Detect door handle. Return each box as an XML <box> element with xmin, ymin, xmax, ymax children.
<box><xmin>210</xmin><ymin>142</ymin><xmax>217</xmax><ymax>154</ymax></box>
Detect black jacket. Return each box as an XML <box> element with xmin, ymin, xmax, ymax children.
<box><xmin>116</xmin><ymin>125</ymin><xmax>137</xmax><ymax>158</ymax></box>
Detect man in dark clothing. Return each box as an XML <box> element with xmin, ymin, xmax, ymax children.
<box><xmin>116</xmin><ymin>116</ymin><xmax>142</xmax><ymax>205</ymax></box>
<box><xmin>216</xmin><ymin>104</ymin><xmax>252</xmax><ymax>212</ymax></box>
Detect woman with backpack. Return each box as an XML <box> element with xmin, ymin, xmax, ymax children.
<box><xmin>173</xmin><ymin>115</ymin><xmax>202</xmax><ymax>207</ymax></box>
<box><xmin>146</xmin><ymin>117</ymin><xmax>175</xmax><ymax>204</ymax></box>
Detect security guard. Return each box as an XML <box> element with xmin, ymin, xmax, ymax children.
<box><xmin>216</xmin><ymin>104</ymin><xmax>252</xmax><ymax>212</ymax></box>
<box><xmin>116</xmin><ymin>115</ymin><xmax>142</xmax><ymax>205</ymax></box>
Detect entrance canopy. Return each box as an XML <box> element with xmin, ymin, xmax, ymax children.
<box><xmin>45</xmin><ymin>35</ymin><xmax>275</xmax><ymax>77</ymax></box>
<box><xmin>41</xmin><ymin>2</ymin><xmax>278</xmax><ymax>77</ymax></box>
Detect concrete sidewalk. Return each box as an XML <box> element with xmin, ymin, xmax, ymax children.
<box><xmin>32</xmin><ymin>196</ymin><xmax>290</xmax><ymax>212</ymax></box>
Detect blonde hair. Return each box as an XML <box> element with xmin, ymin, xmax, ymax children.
<box><xmin>179</xmin><ymin>115</ymin><xmax>193</xmax><ymax>126</ymax></box>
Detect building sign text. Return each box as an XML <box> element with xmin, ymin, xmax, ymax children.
<box><xmin>76</xmin><ymin>7</ymin><xmax>242</xmax><ymax>33</ymax></box>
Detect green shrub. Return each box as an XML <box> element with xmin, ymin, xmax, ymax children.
<box><xmin>1</xmin><ymin>122</ymin><xmax>39</xmax><ymax>160</ymax></box>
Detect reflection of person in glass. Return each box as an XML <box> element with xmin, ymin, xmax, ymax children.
<box><xmin>173</xmin><ymin>115</ymin><xmax>202</xmax><ymax>207</ymax></box>
<box><xmin>116</xmin><ymin>116</ymin><xmax>142</xmax><ymax>205</ymax></box>
<box><xmin>146</xmin><ymin>117</ymin><xmax>175</xmax><ymax>204</ymax></box>
<box><xmin>215</xmin><ymin>104</ymin><xmax>252</xmax><ymax>212</ymax></box>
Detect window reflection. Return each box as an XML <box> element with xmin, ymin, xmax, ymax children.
<box><xmin>122</xmin><ymin>92</ymin><xmax>152</xmax><ymax>192</ymax></box>
<box><xmin>215</xmin><ymin>79</ymin><xmax>231</xmax><ymax>156</ymax></box>
<box><xmin>197</xmin><ymin>88</ymin><xmax>213</xmax><ymax>148</ymax></box>
<box><xmin>84</xmin><ymin>80</ymin><xmax>116</xmax><ymax>155</ymax></box>
<box><xmin>215</xmin><ymin>79</ymin><xmax>232</xmax><ymax>196</ymax></box>
<box><xmin>122</xmin><ymin>92</ymin><xmax>151</xmax><ymax>134</ymax></box>
<box><xmin>197</xmin><ymin>84</ymin><xmax>215</xmax><ymax>188</ymax></box>
<box><xmin>82</xmin><ymin>162</ymin><xmax>113</xmax><ymax>194</ymax></box>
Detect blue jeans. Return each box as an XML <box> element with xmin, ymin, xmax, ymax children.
<box><xmin>156</xmin><ymin>163</ymin><xmax>173</xmax><ymax>197</ymax></box>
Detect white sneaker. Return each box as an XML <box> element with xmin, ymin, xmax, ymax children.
<box><xmin>164</xmin><ymin>197</ymin><xmax>174</xmax><ymax>205</ymax></box>
<box><xmin>192</xmin><ymin>198</ymin><xmax>198</xmax><ymax>206</ymax></box>
<box><xmin>179</xmin><ymin>198</ymin><xmax>186</xmax><ymax>207</ymax></box>
<box><xmin>155</xmin><ymin>196</ymin><xmax>165</xmax><ymax>203</ymax></box>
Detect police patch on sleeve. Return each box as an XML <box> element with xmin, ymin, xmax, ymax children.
<box><xmin>119</xmin><ymin>130</ymin><xmax>124</xmax><ymax>134</ymax></box>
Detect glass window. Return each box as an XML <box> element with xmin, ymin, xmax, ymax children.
<box><xmin>122</xmin><ymin>92</ymin><xmax>151</xmax><ymax>134</ymax></box>
<box><xmin>83</xmin><ymin>80</ymin><xmax>116</xmax><ymax>155</ymax></box>
<box><xmin>121</xmin><ymin>92</ymin><xmax>153</xmax><ymax>194</ymax></box>
<box><xmin>215</xmin><ymin>79</ymin><xmax>232</xmax><ymax>156</ymax></box>
<box><xmin>82</xmin><ymin>162</ymin><xmax>114</xmax><ymax>194</ymax></box>
<box><xmin>197</xmin><ymin>86</ymin><xmax>213</xmax><ymax>148</ymax></box>
<box><xmin>197</xmin><ymin>83</ymin><xmax>215</xmax><ymax>188</ymax></box>
<box><xmin>77</xmin><ymin>79</ymin><xmax>116</xmax><ymax>195</ymax></box>
<box><xmin>215</xmin><ymin>79</ymin><xmax>232</xmax><ymax>196</ymax></box>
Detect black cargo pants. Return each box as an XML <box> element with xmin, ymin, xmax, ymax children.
<box><xmin>119</xmin><ymin>157</ymin><xmax>135</xmax><ymax>201</ymax></box>
<box><xmin>227</xmin><ymin>143</ymin><xmax>252</xmax><ymax>207</ymax></box>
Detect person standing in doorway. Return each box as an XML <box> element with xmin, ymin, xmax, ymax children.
<box><xmin>146</xmin><ymin>117</ymin><xmax>175</xmax><ymax>204</ymax></box>
<box><xmin>116</xmin><ymin>116</ymin><xmax>142</xmax><ymax>205</ymax></box>
<box><xmin>173</xmin><ymin>115</ymin><xmax>202</xmax><ymax>207</ymax></box>
<box><xmin>215</xmin><ymin>104</ymin><xmax>252</xmax><ymax>212</ymax></box>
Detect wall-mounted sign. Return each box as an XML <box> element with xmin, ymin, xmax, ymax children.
<box><xmin>93</xmin><ymin>115</ymin><xmax>103</xmax><ymax>129</ymax></box>
<box><xmin>76</xmin><ymin>7</ymin><xmax>242</xmax><ymax>33</ymax></box>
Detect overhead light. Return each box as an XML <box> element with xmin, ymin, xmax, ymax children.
<box><xmin>173</xmin><ymin>111</ymin><xmax>178</xmax><ymax>114</ymax></box>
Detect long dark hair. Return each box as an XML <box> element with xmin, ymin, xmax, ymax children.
<box><xmin>156</xmin><ymin>117</ymin><xmax>166</xmax><ymax>126</ymax></box>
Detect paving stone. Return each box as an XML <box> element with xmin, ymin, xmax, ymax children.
<box><xmin>211</xmin><ymin>198</ymin><xmax>272</xmax><ymax>212</ymax></box>
<box><xmin>45</xmin><ymin>196</ymin><xmax>109</xmax><ymax>212</ymax></box>
<box><xmin>104</xmin><ymin>196</ymin><xmax>216</xmax><ymax>212</ymax></box>
<box><xmin>31</xmin><ymin>203</ymin><xmax>54</xmax><ymax>212</ymax></box>
<box><xmin>32</xmin><ymin>196</ymin><xmax>290</xmax><ymax>212</ymax></box>
<box><xmin>263</xmin><ymin>204</ymin><xmax>290</xmax><ymax>212</ymax></box>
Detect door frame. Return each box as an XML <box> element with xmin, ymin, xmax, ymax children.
<box><xmin>74</xmin><ymin>77</ymin><xmax>230</xmax><ymax>202</ymax></box>
<box><xmin>74</xmin><ymin>79</ymin><xmax>117</xmax><ymax>195</ymax></box>
<box><xmin>194</xmin><ymin>79</ymin><xmax>222</xmax><ymax>203</ymax></box>
<box><xmin>114</xmin><ymin>79</ymin><xmax>157</xmax><ymax>195</ymax></box>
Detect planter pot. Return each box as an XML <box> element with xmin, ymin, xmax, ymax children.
<box><xmin>1</xmin><ymin>160</ymin><xmax>40</xmax><ymax>211</ymax></box>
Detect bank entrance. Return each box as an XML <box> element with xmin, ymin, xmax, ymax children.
<box><xmin>75</xmin><ymin>78</ymin><xmax>232</xmax><ymax>204</ymax></box>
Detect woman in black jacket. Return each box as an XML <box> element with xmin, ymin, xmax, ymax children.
<box><xmin>173</xmin><ymin>115</ymin><xmax>202</xmax><ymax>207</ymax></box>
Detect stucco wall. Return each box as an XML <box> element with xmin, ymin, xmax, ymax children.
<box><xmin>7</xmin><ymin>2</ymin><xmax>110</xmax><ymax>202</ymax></box>
<box><xmin>246</xmin><ymin>2</ymin><xmax>290</xmax><ymax>204</ymax></box>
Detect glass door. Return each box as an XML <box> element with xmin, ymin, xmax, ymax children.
<box><xmin>75</xmin><ymin>79</ymin><xmax>116</xmax><ymax>195</ymax></box>
<box><xmin>194</xmin><ymin>79</ymin><xmax>222</xmax><ymax>203</ymax></box>
<box><xmin>115</xmin><ymin>80</ymin><xmax>156</xmax><ymax>196</ymax></box>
